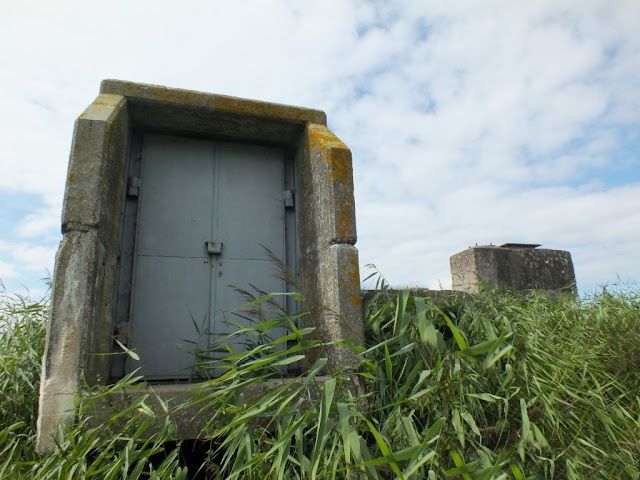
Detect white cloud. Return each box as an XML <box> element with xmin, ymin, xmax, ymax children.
<box><xmin>0</xmin><ymin>261</ymin><xmax>18</xmax><ymax>281</ymax></box>
<box><xmin>0</xmin><ymin>240</ymin><xmax>56</xmax><ymax>275</ymax></box>
<box><xmin>0</xmin><ymin>0</ymin><xmax>639</xmax><ymax>294</ymax></box>
<box><xmin>5</xmin><ymin>244</ymin><xmax>56</xmax><ymax>274</ymax></box>
<box><xmin>15</xmin><ymin>208</ymin><xmax>60</xmax><ymax>239</ymax></box>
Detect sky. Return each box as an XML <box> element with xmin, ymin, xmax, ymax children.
<box><xmin>1</xmin><ymin>0</ymin><xmax>639</xmax><ymax>298</ymax></box>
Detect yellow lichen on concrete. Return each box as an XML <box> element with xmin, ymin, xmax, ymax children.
<box><xmin>339</xmin><ymin>248</ymin><xmax>362</xmax><ymax>310</ymax></box>
<box><xmin>336</xmin><ymin>211</ymin><xmax>353</xmax><ymax>239</ymax></box>
<box><xmin>307</xmin><ymin>123</ymin><xmax>348</xmax><ymax>151</ymax></box>
<box><xmin>100</xmin><ymin>80</ymin><xmax>326</xmax><ymax>125</ymax></box>
<box><xmin>79</xmin><ymin>94</ymin><xmax>126</xmax><ymax>123</ymax></box>
<box><xmin>305</xmin><ymin>123</ymin><xmax>357</xmax><ymax>243</ymax></box>
<box><xmin>346</xmin><ymin>249</ymin><xmax>361</xmax><ymax>286</ymax></box>
<box><xmin>351</xmin><ymin>293</ymin><xmax>362</xmax><ymax>308</ymax></box>
<box><xmin>326</xmin><ymin>148</ymin><xmax>353</xmax><ymax>184</ymax></box>
<box><xmin>307</xmin><ymin>125</ymin><xmax>353</xmax><ymax>185</ymax></box>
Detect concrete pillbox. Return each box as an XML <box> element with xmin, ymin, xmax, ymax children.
<box><xmin>450</xmin><ymin>244</ymin><xmax>576</xmax><ymax>294</ymax></box>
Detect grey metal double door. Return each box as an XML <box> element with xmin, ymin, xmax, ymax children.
<box><xmin>128</xmin><ymin>134</ymin><xmax>286</xmax><ymax>380</ymax></box>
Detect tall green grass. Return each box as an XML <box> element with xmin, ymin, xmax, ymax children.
<box><xmin>0</xmin><ymin>282</ymin><xmax>638</xmax><ymax>479</ymax></box>
<box><xmin>360</xmin><ymin>285</ymin><xmax>639</xmax><ymax>479</ymax></box>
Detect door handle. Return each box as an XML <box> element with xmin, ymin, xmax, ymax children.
<box><xmin>205</xmin><ymin>241</ymin><xmax>222</xmax><ymax>256</ymax></box>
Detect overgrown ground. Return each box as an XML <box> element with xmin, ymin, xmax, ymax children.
<box><xmin>0</xmin><ymin>282</ymin><xmax>638</xmax><ymax>479</ymax></box>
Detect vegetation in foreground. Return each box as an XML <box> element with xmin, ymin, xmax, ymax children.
<box><xmin>0</xmin><ymin>280</ymin><xmax>639</xmax><ymax>479</ymax></box>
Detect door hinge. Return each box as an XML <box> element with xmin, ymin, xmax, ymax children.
<box><xmin>283</xmin><ymin>189</ymin><xmax>295</xmax><ymax>209</ymax></box>
<box><xmin>127</xmin><ymin>176</ymin><xmax>141</xmax><ymax>198</ymax></box>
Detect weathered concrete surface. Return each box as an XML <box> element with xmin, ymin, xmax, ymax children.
<box><xmin>62</xmin><ymin>93</ymin><xmax>130</xmax><ymax>385</ymax></box>
<box><xmin>451</xmin><ymin>245</ymin><xmax>576</xmax><ymax>293</ymax></box>
<box><xmin>62</xmin><ymin>94</ymin><xmax>129</xmax><ymax>246</ymax></box>
<box><xmin>297</xmin><ymin>124</ymin><xmax>362</xmax><ymax>371</ymax></box>
<box><xmin>100</xmin><ymin>79</ymin><xmax>326</xmax><ymax>124</ymax></box>
<box><xmin>317</xmin><ymin>244</ymin><xmax>363</xmax><ymax>365</ymax></box>
<box><xmin>85</xmin><ymin>377</ymin><xmax>330</xmax><ymax>439</ymax></box>
<box><xmin>36</xmin><ymin>95</ymin><xmax>129</xmax><ymax>453</ymax></box>
<box><xmin>36</xmin><ymin>230</ymin><xmax>102</xmax><ymax>452</ymax></box>
<box><xmin>100</xmin><ymin>80</ymin><xmax>326</xmax><ymax>146</ymax></box>
<box><xmin>298</xmin><ymin>124</ymin><xmax>357</xmax><ymax>247</ymax></box>
<box><xmin>38</xmin><ymin>80</ymin><xmax>364</xmax><ymax>450</ymax></box>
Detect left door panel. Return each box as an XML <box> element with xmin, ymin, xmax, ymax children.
<box><xmin>128</xmin><ymin>134</ymin><xmax>215</xmax><ymax>380</ymax></box>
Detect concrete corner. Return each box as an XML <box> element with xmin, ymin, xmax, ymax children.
<box><xmin>298</xmin><ymin>124</ymin><xmax>357</xmax><ymax>247</ymax></box>
<box><xmin>297</xmin><ymin>123</ymin><xmax>363</xmax><ymax>371</ymax></box>
<box><xmin>36</xmin><ymin>229</ymin><xmax>101</xmax><ymax>452</ymax></box>
<box><xmin>62</xmin><ymin>94</ymin><xmax>129</xmax><ymax>245</ymax></box>
<box><xmin>450</xmin><ymin>248</ymin><xmax>481</xmax><ymax>293</ymax></box>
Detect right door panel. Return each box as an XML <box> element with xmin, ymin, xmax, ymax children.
<box><xmin>212</xmin><ymin>142</ymin><xmax>287</xmax><ymax>348</ymax></box>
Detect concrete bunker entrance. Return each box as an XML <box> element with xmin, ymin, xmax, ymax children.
<box><xmin>114</xmin><ymin>132</ymin><xmax>298</xmax><ymax>381</ymax></box>
<box><xmin>36</xmin><ymin>80</ymin><xmax>364</xmax><ymax>452</ymax></box>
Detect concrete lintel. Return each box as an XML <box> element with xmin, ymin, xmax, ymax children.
<box><xmin>100</xmin><ymin>80</ymin><xmax>327</xmax><ymax>145</ymax></box>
